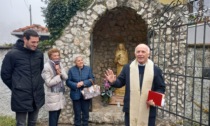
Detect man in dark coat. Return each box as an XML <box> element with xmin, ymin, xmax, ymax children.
<box><xmin>105</xmin><ymin>44</ymin><xmax>165</xmax><ymax>126</ymax></box>
<box><xmin>1</xmin><ymin>29</ymin><xmax>45</xmax><ymax>126</ymax></box>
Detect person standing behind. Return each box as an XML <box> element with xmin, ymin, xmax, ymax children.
<box><xmin>41</xmin><ymin>48</ymin><xmax>68</xmax><ymax>126</ymax></box>
<box><xmin>1</xmin><ymin>29</ymin><xmax>45</xmax><ymax>126</ymax></box>
<box><xmin>66</xmin><ymin>55</ymin><xmax>94</xmax><ymax>126</ymax></box>
<box><xmin>105</xmin><ymin>44</ymin><xmax>165</xmax><ymax>126</ymax></box>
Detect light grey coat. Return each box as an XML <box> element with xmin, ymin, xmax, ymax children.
<box><xmin>41</xmin><ymin>61</ymin><xmax>68</xmax><ymax>111</ymax></box>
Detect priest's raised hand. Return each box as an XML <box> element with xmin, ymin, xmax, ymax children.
<box><xmin>105</xmin><ymin>69</ymin><xmax>116</xmax><ymax>83</ymax></box>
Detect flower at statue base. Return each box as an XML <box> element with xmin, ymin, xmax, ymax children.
<box><xmin>101</xmin><ymin>79</ymin><xmax>115</xmax><ymax>106</ymax></box>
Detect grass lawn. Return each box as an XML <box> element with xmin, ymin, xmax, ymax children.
<box><xmin>0</xmin><ymin>116</ymin><xmax>15</xmax><ymax>126</ymax></box>
<box><xmin>0</xmin><ymin>116</ymin><xmax>47</xmax><ymax>126</ymax></box>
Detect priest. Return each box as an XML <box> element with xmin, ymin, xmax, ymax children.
<box><xmin>105</xmin><ymin>44</ymin><xmax>166</xmax><ymax>126</ymax></box>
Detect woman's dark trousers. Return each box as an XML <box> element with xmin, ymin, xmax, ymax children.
<box><xmin>73</xmin><ymin>98</ymin><xmax>91</xmax><ymax>126</ymax></box>
<box><xmin>49</xmin><ymin>109</ymin><xmax>61</xmax><ymax>126</ymax></box>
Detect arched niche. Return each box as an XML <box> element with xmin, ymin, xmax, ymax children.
<box><xmin>91</xmin><ymin>7</ymin><xmax>148</xmax><ymax>109</ymax></box>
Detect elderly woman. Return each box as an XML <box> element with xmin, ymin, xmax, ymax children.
<box><xmin>66</xmin><ymin>55</ymin><xmax>95</xmax><ymax>126</ymax></box>
<box><xmin>41</xmin><ymin>48</ymin><xmax>68</xmax><ymax>126</ymax></box>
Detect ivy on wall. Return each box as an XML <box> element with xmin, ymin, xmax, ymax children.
<box><xmin>39</xmin><ymin>0</ymin><xmax>93</xmax><ymax>51</ymax></box>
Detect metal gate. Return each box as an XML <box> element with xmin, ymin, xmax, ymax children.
<box><xmin>147</xmin><ymin>0</ymin><xmax>210</xmax><ymax>125</ymax></box>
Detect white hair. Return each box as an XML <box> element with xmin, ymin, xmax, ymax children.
<box><xmin>134</xmin><ymin>44</ymin><xmax>150</xmax><ymax>53</ymax></box>
<box><xmin>73</xmin><ymin>55</ymin><xmax>84</xmax><ymax>63</ymax></box>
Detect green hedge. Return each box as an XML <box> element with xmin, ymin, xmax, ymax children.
<box><xmin>40</xmin><ymin>0</ymin><xmax>93</xmax><ymax>51</ymax></box>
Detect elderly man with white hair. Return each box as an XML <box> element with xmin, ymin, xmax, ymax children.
<box><xmin>66</xmin><ymin>55</ymin><xmax>95</xmax><ymax>126</ymax></box>
<box><xmin>105</xmin><ymin>44</ymin><xmax>166</xmax><ymax>126</ymax></box>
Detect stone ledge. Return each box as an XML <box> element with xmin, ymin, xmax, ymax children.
<box><xmin>89</xmin><ymin>105</ymin><xmax>124</xmax><ymax>124</ymax></box>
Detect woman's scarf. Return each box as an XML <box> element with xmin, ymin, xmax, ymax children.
<box><xmin>49</xmin><ymin>60</ymin><xmax>65</xmax><ymax>93</ymax></box>
<box><xmin>129</xmin><ymin>59</ymin><xmax>154</xmax><ymax>126</ymax></box>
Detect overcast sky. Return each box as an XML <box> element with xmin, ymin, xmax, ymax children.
<box><xmin>0</xmin><ymin>0</ymin><xmax>46</xmax><ymax>44</ymax></box>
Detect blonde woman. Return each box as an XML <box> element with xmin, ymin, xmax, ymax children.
<box><xmin>41</xmin><ymin>48</ymin><xmax>68</xmax><ymax>126</ymax></box>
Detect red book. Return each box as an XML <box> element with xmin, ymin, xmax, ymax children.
<box><xmin>147</xmin><ymin>90</ymin><xmax>164</xmax><ymax>107</ymax></box>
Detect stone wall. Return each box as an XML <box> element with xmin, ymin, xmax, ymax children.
<box><xmin>0</xmin><ymin>48</ymin><xmax>15</xmax><ymax>117</ymax></box>
<box><xmin>150</xmin><ymin>19</ymin><xmax>210</xmax><ymax>125</ymax></box>
<box><xmin>152</xmin><ymin>24</ymin><xmax>188</xmax><ymax>123</ymax></box>
<box><xmin>185</xmin><ymin>47</ymin><xmax>210</xmax><ymax>125</ymax></box>
<box><xmin>53</xmin><ymin>0</ymin><xmax>167</xmax><ymax>124</ymax></box>
<box><xmin>52</xmin><ymin>0</ymin><xmax>190</xmax><ymax>124</ymax></box>
<box><xmin>92</xmin><ymin>6</ymin><xmax>147</xmax><ymax>109</ymax></box>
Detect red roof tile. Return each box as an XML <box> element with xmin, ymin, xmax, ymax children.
<box><xmin>13</xmin><ymin>24</ymin><xmax>48</xmax><ymax>33</ymax></box>
<box><xmin>11</xmin><ymin>24</ymin><xmax>50</xmax><ymax>41</ymax></box>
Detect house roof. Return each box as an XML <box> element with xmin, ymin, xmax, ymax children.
<box><xmin>11</xmin><ymin>24</ymin><xmax>50</xmax><ymax>41</ymax></box>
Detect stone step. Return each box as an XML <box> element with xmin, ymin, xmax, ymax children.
<box><xmin>89</xmin><ymin>105</ymin><xmax>124</xmax><ymax>124</ymax></box>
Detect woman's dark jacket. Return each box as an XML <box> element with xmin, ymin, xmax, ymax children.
<box><xmin>66</xmin><ymin>65</ymin><xmax>94</xmax><ymax>100</ymax></box>
<box><xmin>1</xmin><ymin>39</ymin><xmax>45</xmax><ymax>112</ymax></box>
<box><xmin>112</xmin><ymin>63</ymin><xmax>166</xmax><ymax>117</ymax></box>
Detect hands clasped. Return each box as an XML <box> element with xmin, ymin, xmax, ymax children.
<box><xmin>77</xmin><ymin>81</ymin><xmax>84</xmax><ymax>88</ymax></box>
<box><xmin>55</xmin><ymin>64</ymin><xmax>61</xmax><ymax>75</ymax></box>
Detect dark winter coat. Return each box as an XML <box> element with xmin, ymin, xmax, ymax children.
<box><xmin>112</xmin><ymin>63</ymin><xmax>166</xmax><ymax>117</ymax></box>
<box><xmin>1</xmin><ymin>39</ymin><xmax>45</xmax><ymax>112</ymax></box>
<box><xmin>66</xmin><ymin>65</ymin><xmax>94</xmax><ymax>100</ymax></box>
